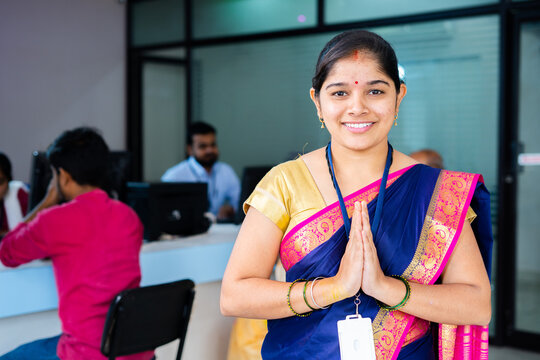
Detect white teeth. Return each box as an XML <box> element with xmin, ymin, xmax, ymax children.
<box><xmin>345</xmin><ymin>123</ymin><xmax>372</xmax><ymax>129</ymax></box>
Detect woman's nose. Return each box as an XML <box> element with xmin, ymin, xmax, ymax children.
<box><xmin>348</xmin><ymin>93</ymin><xmax>368</xmax><ymax>116</ymax></box>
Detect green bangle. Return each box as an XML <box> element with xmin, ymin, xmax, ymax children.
<box><xmin>303</xmin><ymin>279</ymin><xmax>317</xmax><ymax>311</ymax></box>
<box><xmin>287</xmin><ymin>279</ymin><xmax>312</xmax><ymax>317</ymax></box>
<box><xmin>376</xmin><ymin>275</ymin><xmax>411</xmax><ymax>311</ymax></box>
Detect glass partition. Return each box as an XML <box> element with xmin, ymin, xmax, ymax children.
<box><xmin>384</xmin><ymin>18</ymin><xmax>500</xmax><ymax>335</ymax></box>
<box><xmin>131</xmin><ymin>0</ymin><xmax>185</xmax><ymax>47</ymax></box>
<box><xmin>142</xmin><ymin>62</ymin><xmax>186</xmax><ymax>181</ymax></box>
<box><xmin>192</xmin><ymin>34</ymin><xmax>329</xmax><ymax>172</ymax></box>
<box><xmin>193</xmin><ymin>16</ymin><xmax>499</xmax><ymax>202</ymax></box>
<box><xmin>325</xmin><ymin>0</ymin><xmax>496</xmax><ymax>24</ymax></box>
<box><xmin>143</xmin><ymin>47</ymin><xmax>186</xmax><ymax>60</ymax></box>
<box><xmin>193</xmin><ymin>0</ymin><xmax>316</xmax><ymax>39</ymax></box>
<box><xmin>386</xmin><ymin>16</ymin><xmax>499</xmax><ymax>189</ymax></box>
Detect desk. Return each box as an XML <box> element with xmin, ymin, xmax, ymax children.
<box><xmin>0</xmin><ymin>224</ymin><xmax>239</xmax><ymax>319</ymax></box>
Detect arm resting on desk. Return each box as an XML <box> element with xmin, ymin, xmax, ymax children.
<box><xmin>0</xmin><ymin>220</ymin><xmax>49</xmax><ymax>267</ymax></box>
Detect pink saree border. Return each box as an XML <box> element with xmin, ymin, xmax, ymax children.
<box><xmin>432</xmin><ymin>173</ymin><xmax>482</xmax><ymax>285</ymax></box>
<box><xmin>279</xmin><ymin>165</ymin><xmax>416</xmax><ymax>271</ymax></box>
<box><xmin>382</xmin><ymin>170</ymin><xmax>481</xmax><ymax>360</ymax></box>
<box><xmin>439</xmin><ymin>324</ymin><xmax>490</xmax><ymax>360</ymax></box>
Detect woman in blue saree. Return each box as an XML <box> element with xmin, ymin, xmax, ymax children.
<box><xmin>221</xmin><ymin>30</ymin><xmax>492</xmax><ymax>360</ymax></box>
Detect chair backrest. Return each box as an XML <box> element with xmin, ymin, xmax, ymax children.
<box><xmin>101</xmin><ymin>279</ymin><xmax>195</xmax><ymax>360</ymax></box>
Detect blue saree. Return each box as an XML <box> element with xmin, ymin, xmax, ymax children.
<box><xmin>261</xmin><ymin>164</ymin><xmax>492</xmax><ymax>360</ymax></box>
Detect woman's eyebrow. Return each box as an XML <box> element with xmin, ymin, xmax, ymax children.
<box><xmin>324</xmin><ymin>79</ymin><xmax>391</xmax><ymax>91</ymax></box>
<box><xmin>324</xmin><ymin>82</ymin><xmax>346</xmax><ymax>90</ymax></box>
<box><xmin>367</xmin><ymin>79</ymin><xmax>390</xmax><ymax>86</ymax></box>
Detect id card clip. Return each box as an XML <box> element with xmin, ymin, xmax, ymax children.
<box><xmin>337</xmin><ymin>297</ymin><xmax>376</xmax><ymax>360</ymax></box>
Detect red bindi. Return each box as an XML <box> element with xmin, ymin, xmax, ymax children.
<box><xmin>355</xmin><ymin>81</ymin><xmax>358</xmax><ymax>84</ymax></box>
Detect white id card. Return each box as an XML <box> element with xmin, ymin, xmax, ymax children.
<box><xmin>337</xmin><ymin>314</ymin><xmax>376</xmax><ymax>360</ymax></box>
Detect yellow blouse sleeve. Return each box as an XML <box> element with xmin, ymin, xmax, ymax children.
<box><xmin>466</xmin><ymin>206</ymin><xmax>477</xmax><ymax>223</ymax></box>
<box><xmin>244</xmin><ymin>165</ymin><xmax>290</xmax><ymax>233</ymax></box>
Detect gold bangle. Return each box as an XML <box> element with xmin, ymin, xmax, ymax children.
<box><xmin>287</xmin><ymin>279</ymin><xmax>312</xmax><ymax>317</ymax></box>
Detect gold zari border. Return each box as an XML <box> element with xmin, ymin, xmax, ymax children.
<box><xmin>372</xmin><ymin>170</ymin><xmax>476</xmax><ymax>360</ymax></box>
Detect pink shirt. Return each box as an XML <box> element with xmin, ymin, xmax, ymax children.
<box><xmin>0</xmin><ymin>189</ymin><xmax>153</xmax><ymax>360</ymax></box>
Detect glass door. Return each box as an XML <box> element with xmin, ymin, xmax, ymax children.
<box><xmin>500</xmin><ymin>11</ymin><xmax>540</xmax><ymax>351</ymax></box>
<box><xmin>141</xmin><ymin>60</ymin><xmax>187</xmax><ymax>182</ymax></box>
<box><xmin>514</xmin><ymin>18</ymin><xmax>540</xmax><ymax>341</ymax></box>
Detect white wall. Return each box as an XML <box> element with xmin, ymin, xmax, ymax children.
<box><xmin>0</xmin><ymin>0</ymin><xmax>126</xmax><ymax>183</ymax></box>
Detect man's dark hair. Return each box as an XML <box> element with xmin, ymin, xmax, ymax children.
<box><xmin>187</xmin><ymin>122</ymin><xmax>216</xmax><ymax>145</ymax></box>
<box><xmin>46</xmin><ymin>127</ymin><xmax>109</xmax><ymax>188</ymax></box>
<box><xmin>0</xmin><ymin>152</ymin><xmax>13</xmax><ymax>182</ymax></box>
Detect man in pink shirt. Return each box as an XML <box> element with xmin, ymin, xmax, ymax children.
<box><xmin>0</xmin><ymin>128</ymin><xmax>153</xmax><ymax>360</ymax></box>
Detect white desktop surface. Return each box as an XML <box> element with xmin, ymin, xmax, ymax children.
<box><xmin>0</xmin><ymin>223</ymin><xmax>239</xmax><ymax>319</ymax></box>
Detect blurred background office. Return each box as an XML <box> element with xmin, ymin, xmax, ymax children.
<box><xmin>1</xmin><ymin>0</ymin><xmax>539</xmax><ymax>357</ymax></box>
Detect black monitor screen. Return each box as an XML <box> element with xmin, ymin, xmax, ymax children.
<box><xmin>126</xmin><ymin>182</ymin><xmax>210</xmax><ymax>241</ymax></box>
<box><xmin>235</xmin><ymin>165</ymin><xmax>273</xmax><ymax>224</ymax></box>
<box><xmin>28</xmin><ymin>151</ymin><xmax>133</xmax><ymax>210</ymax></box>
<box><xmin>103</xmin><ymin>151</ymin><xmax>133</xmax><ymax>202</ymax></box>
<box><xmin>28</xmin><ymin>151</ymin><xmax>52</xmax><ymax>210</ymax></box>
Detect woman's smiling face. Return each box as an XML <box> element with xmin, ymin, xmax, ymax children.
<box><xmin>311</xmin><ymin>51</ymin><xmax>406</xmax><ymax>152</ymax></box>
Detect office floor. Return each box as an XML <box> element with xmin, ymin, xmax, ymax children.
<box><xmin>1</xmin><ymin>280</ymin><xmax>539</xmax><ymax>359</ymax></box>
<box><xmin>489</xmin><ymin>270</ymin><xmax>540</xmax><ymax>358</ymax></box>
<box><xmin>515</xmin><ymin>270</ymin><xmax>540</xmax><ymax>333</ymax></box>
<box><xmin>1</xmin><ymin>312</ymin><xmax>539</xmax><ymax>359</ymax></box>
<box><xmin>490</xmin><ymin>346</ymin><xmax>540</xmax><ymax>359</ymax></box>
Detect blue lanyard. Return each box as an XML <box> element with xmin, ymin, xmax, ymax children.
<box><xmin>326</xmin><ymin>142</ymin><xmax>393</xmax><ymax>238</ymax></box>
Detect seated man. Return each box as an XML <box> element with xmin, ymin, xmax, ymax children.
<box><xmin>0</xmin><ymin>152</ymin><xmax>29</xmax><ymax>237</ymax></box>
<box><xmin>410</xmin><ymin>148</ymin><xmax>444</xmax><ymax>169</ymax></box>
<box><xmin>0</xmin><ymin>127</ymin><xmax>152</xmax><ymax>360</ymax></box>
<box><xmin>161</xmin><ymin>121</ymin><xmax>240</xmax><ymax>221</ymax></box>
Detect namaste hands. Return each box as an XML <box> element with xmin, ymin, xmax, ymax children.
<box><xmin>335</xmin><ymin>201</ymin><xmax>386</xmax><ymax>299</ymax></box>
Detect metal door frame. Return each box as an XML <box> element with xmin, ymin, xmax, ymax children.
<box><xmin>495</xmin><ymin>7</ymin><xmax>540</xmax><ymax>351</ymax></box>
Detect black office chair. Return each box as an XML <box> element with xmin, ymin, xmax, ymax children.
<box><xmin>101</xmin><ymin>279</ymin><xmax>195</xmax><ymax>360</ymax></box>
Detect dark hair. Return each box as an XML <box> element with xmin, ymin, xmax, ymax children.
<box><xmin>187</xmin><ymin>121</ymin><xmax>216</xmax><ymax>145</ymax></box>
<box><xmin>312</xmin><ymin>30</ymin><xmax>401</xmax><ymax>96</ymax></box>
<box><xmin>0</xmin><ymin>152</ymin><xmax>13</xmax><ymax>182</ymax></box>
<box><xmin>46</xmin><ymin>127</ymin><xmax>109</xmax><ymax>187</ymax></box>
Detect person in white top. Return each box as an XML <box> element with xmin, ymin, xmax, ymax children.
<box><xmin>161</xmin><ymin>122</ymin><xmax>240</xmax><ymax>221</ymax></box>
<box><xmin>0</xmin><ymin>152</ymin><xmax>29</xmax><ymax>237</ymax></box>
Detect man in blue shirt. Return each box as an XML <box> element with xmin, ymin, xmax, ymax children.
<box><xmin>161</xmin><ymin>122</ymin><xmax>240</xmax><ymax>221</ymax></box>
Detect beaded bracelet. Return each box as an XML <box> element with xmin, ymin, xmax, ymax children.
<box><xmin>376</xmin><ymin>275</ymin><xmax>411</xmax><ymax>311</ymax></box>
<box><xmin>287</xmin><ymin>279</ymin><xmax>312</xmax><ymax>317</ymax></box>
<box><xmin>303</xmin><ymin>279</ymin><xmax>318</xmax><ymax>311</ymax></box>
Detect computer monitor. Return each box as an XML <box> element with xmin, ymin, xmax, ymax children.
<box><xmin>235</xmin><ymin>165</ymin><xmax>274</xmax><ymax>224</ymax></box>
<box><xmin>103</xmin><ymin>151</ymin><xmax>133</xmax><ymax>202</ymax></box>
<box><xmin>125</xmin><ymin>182</ymin><xmax>211</xmax><ymax>241</ymax></box>
<box><xmin>28</xmin><ymin>151</ymin><xmax>52</xmax><ymax>210</ymax></box>
<box><xmin>28</xmin><ymin>150</ymin><xmax>134</xmax><ymax>210</ymax></box>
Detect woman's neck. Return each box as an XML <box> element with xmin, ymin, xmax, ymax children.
<box><xmin>330</xmin><ymin>140</ymin><xmax>389</xmax><ymax>180</ymax></box>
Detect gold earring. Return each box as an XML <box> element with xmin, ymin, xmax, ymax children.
<box><xmin>394</xmin><ymin>114</ymin><xmax>398</xmax><ymax>126</ymax></box>
<box><xmin>320</xmin><ymin>118</ymin><xmax>325</xmax><ymax>129</ymax></box>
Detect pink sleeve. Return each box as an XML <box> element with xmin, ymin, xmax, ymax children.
<box><xmin>17</xmin><ymin>187</ymin><xmax>29</xmax><ymax>216</ymax></box>
<box><xmin>0</xmin><ymin>212</ymin><xmax>50</xmax><ymax>267</ymax></box>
